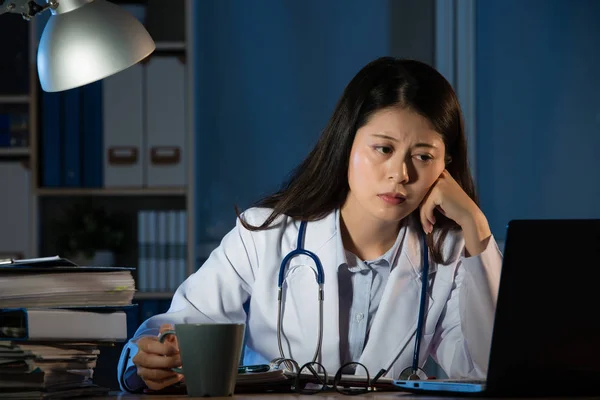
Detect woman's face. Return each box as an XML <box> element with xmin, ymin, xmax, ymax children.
<box><xmin>344</xmin><ymin>107</ymin><xmax>447</xmax><ymax>225</ymax></box>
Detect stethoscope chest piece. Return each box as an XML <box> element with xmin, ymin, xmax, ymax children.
<box><xmin>398</xmin><ymin>366</ymin><xmax>429</xmax><ymax>381</ymax></box>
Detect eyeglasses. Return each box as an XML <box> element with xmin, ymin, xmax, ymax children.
<box><xmin>269</xmin><ymin>357</ymin><xmax>429</xmax><ymax>395</ymax></box>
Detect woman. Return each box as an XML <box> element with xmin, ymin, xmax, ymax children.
<box><xmin>118</xmin><ymin>57</ymin><xmax>502</xmax><ymax>392</ymax></box>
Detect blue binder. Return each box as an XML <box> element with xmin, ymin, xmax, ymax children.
<box><xmin>63</xmin><ymin>88</ymin><xmax>81</xmax><ymax>187</ymax></box>
<box><xmin>41</xmin><ymin>91</ymin><xmax>62</xmax><ymax>187</ymax></box>
<box><xmin>82</xmin><ymin>81</ymin><xmax>103</xmax><ymax>187</ymax></box>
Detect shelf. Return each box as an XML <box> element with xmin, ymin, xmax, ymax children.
<box><xmin>0</xmin><ymin>95</ymin><xmax>30</xmax><ymax>104</ymax></box>
<box><xmin>0</xmin><ymin>147</ymin><xmax>29</xmax><ymax>157</ymax></box>
<box><xmin>134</xmin><ymin>291</ymin><xmax>175</xmax><ymax>300</ymax></box>
<box><xmin>35</xmin><ymin>187</ymin><xmax>186</xmax><ymax>196</ymax></box>
<box><xmin>154</xmin><ymin>41</ymin><xmax>186</xmax><ymax>51</ymax></box>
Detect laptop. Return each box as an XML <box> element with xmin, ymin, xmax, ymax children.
<box><xmin>393</xmin><ymin>219</ymin><xmax>600</xmax><ymax>397</ymax></box>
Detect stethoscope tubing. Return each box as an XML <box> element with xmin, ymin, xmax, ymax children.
<box><xmin>277</xmin><ymin>220</ymin><xmax>429</xmax><ymax>376</ymax></box>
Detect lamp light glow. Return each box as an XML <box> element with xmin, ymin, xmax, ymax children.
<box><xmin>37</xmin><ymin>0</ymin><xmax>155</xmax><ymax>92</ymax></box>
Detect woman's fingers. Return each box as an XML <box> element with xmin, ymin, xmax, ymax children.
<box><xmin>419</xmin><ymin>189</ymin><xmax>438</xmax><ymax>234</ymax></box>
<box><xmin>137</xmin><ymin>366</ymin><xmax>180</xmax><ymax>382</ymax></box>
<box><xmin>133</xmin><ymin>350</ymin><xmax>182</xmax><ymax>370</ymax></box>
<box><xmin>159</xmin><ymin>324</ymin><xmax>179</xmax><ymax>348</ymax></box>
<box><xmin>138</xmin><ymin>368</ymin><xmax>184</xmax><ymax>391</ymax></box>
<box><xmin>136</xmin><ymin>337</ymin><xmax>179</xmax><ymax>357</ymax></box>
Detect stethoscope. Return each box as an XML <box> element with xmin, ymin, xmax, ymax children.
<box><xmin>276</xmin><ymin>220</ymin><xmax>430</xmax><ymax>381</ymax></box>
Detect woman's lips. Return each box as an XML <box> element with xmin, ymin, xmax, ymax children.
<box><xmin>378</xmin><ymin>194</ymin><xmax>407</xmax><ymax>205</ymax></box>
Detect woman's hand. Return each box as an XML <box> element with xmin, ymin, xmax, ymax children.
<box><xmin>420</xmin><ymin>170</ymin><xmax>492</xmax><ymax>256</ymax></box>
<box><xmin>133</xmin><ymin>324</ymin><xmax>184</xmax><ymax>391</ymax></box>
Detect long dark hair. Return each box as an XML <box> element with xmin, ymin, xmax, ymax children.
<box><xmin>237</xmin><ymin>56</ymin><xmax>477</xmax><ymax>264</ymax></box>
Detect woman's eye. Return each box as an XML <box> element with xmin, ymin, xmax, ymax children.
<box><xmin>415</xmin><ymin>154</ymin><xmax>433</xmax><ymax>162</ymax></box>
<box><xmin>375</xmin><ymin>146</ymin><xmax>393</xmax><ymax>154</ymax></box>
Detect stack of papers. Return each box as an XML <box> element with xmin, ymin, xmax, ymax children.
<box><xmin>0</xmin><ymin>257</ymin><xmax>135</xmax><ymax>308</ymax></box>
<box><xmin>0</xmin><ymin>342</ymin><xmax>109</xmax><ymax>398</ymax></box>
<box><xmin>0</xmin><ymin>256</ymin><xmax>136</xmax><ymax>398</ymax></box>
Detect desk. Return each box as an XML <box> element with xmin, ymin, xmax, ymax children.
<box><xmin>97</xmin><ymin>392</ymin><xmax>600</xmax><ymax>400</ymax></box>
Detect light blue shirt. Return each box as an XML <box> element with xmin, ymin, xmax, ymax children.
<box><xmin>337</xmin><ymin>222</ymin><xmax>406</xmax><ymax>366</ymax></box>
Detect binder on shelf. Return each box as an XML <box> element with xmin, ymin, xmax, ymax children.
<box><xmin>103</xmin><ymin>63</ymin><xmax>144</xmax><ymax>187</ymax></box>
<box><xmin>62</xmin><ymin>88</ymin><xmax>81</xmax><ymax>187</ymax></box>
<box><xmin>177</xmin><ymin>210</ymin><xmax>187</xmax><ymax>285</ymax></box>
<box><xmin>0</xmin><ymin>114</ymin><xmax>9</xmax><ymax>146</ymax></box>
<box><xmin>147</xmin><ymin>211</ymin><xmax>158</xmax><ymax>291</ymax></box>
<box><xmin>167</xmin><ymin>210</ymin><xmax>178</xmax><ymax>291</ymax></box>
<box><xmin>0</xmin><ymin>307</ymin><xmax>128</xmax><ymax>341</ymax></box>
<box><xmin>145</xmin><ymin>56</ymin><xmax>186</xmax><ymax>187</ymax></box>
<box><xmin>82</xmin><ymin>81</ymin><xmax>103</xmax><ymax>188</ymax></box>
<box><xmin>137</xmin><ymin>211</ymin><xmax>148</xmax><ymax>291</ymax></box>
<box><xmin>138</xmin><ymin>299</ymin><xmax>171</xmax><ymax>321</ymax></box>
<box><xmin>41</xmin><ymin>91</ymin><xmax>62</xmax><ymax>187</ymax></box>
<box><xmin>157</xmin><ymin>211</ymin><xmax>167</xmax><ymax>291</ymax></box>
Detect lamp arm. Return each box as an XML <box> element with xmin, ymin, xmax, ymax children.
<box><xmin>0</xmin><ymin>0</ymin><xmax>58</xmax><ymax>20</ymax></box>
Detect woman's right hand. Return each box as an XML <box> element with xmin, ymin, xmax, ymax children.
<box><xmin>132</xmin><ymin>323</ymin><xmax>184</xmax><ymax>391</ymax></box>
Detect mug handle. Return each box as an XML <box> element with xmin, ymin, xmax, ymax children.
<box><xmin>158</xmin><ymin>330</ymin><xmax>184</xmax><ymax>374</ymax></box>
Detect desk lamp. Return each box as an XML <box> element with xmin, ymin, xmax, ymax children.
<box><xmin>0</xmin><ymin>0</ymin><xmax>155</xmax><ymax>92</ymax></box>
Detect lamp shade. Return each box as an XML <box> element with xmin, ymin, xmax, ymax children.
<box><xmin>37</xmin><ymin>0</ymin><xmax>155</xmax><ymax>92</ymax></box>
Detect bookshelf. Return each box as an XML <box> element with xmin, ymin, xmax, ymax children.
<box><xmin>0</xmin><ymin>95</ymin><xmax>30</xmax><ymax>104</ymax></box>
<box><xmin>0</xmin><ymin>147</ymin><xmax>30</xmax><ymax>157</ymax></box>
<box><xmin>0</xmin><ymin>1</ymin><xmax>197</xmax><ymax>301</ymax></box>
<box><xmin>35</xmin><ymin>187</ymin><xmax>186</xmax><ymax>196</ymax></box>
<box><xmin>0</xmin><ymin>13</ymin><xmax>36</xmax><ymax>263</ymax></box>
<box><xmin>133</xmin><ymin>291</ymin><xmax>175</xmax><ymax>300</ymax></box>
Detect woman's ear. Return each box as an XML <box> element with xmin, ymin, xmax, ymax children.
<box><xmin>445</xmin><ymin>155</ymin><xmax>453</xmax><ymax>166</ymax></box>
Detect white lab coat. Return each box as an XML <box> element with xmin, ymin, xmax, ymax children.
<box><xmin>118</xmin><ymin>207</ymin><xmax>502</xmax><ymax>390</ymax></box>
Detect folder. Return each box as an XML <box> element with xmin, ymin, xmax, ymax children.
<box><xmin>0</xmin><ymin>162</ymin><xmax>30</xmax><ymax>261</ymax></box>
<box><xmin>145</xmin><ymin>56</ymin><xmax>186</xmax><ymax>187</ymax></box>
<box><xmin>103</xmin><ymin>63</ymin><xmax>145</xmax><ymax>187</ymax></box>
<box><xmin>0</xmin><ymin>308</ymin><xmax>128</xmax><ymax>341</ymax></box>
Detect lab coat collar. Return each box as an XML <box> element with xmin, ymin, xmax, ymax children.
<box><xmin>303</xmin><ymin>210</ymin><xmax>437</xmax><ymax>277</ymax></box>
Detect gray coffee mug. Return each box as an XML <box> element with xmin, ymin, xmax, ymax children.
<box><xmin>158</xmin><ymin>323</ymin><xmax>245</xmax><ymax>397</ymax></box>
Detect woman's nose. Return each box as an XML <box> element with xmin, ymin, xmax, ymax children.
<box><xmin>388</xmin><ymin>161</ymin><xmax>409</xmax><ymax>183</ymax></box>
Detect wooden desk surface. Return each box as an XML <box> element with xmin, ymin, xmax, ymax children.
<box><xmin>99</xmin><ymin>392</ymin><xmax>600</xmax><ymax>400</ymax></box>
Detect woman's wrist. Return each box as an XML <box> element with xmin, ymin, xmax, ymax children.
<box><xmin>459</xmin><ymin>208</ymin><xmax>492</xmax><ymax>257</ymax></box>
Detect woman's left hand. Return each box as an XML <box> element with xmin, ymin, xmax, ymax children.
<box><xmin>419</xmin><ymin>170</ymin><xmax>492</xmax><ymax>256</ymax></box>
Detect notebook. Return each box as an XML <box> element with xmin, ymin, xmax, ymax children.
<box><xmin>393</xmin><ymin>219</ymin><xmax>600</xmax><ymax>397</ymax></box>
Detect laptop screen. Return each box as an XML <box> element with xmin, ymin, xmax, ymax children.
<box><xmin>486</xmin><ymin>219</ymin><xmax>600</xmax><ymax>395</ymax></box>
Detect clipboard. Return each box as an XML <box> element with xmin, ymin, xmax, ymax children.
<box><xmin>0</xmin><ymin>255</ymin><xmax>135</xmax><ymax>273</ymax></box>
<box><xmin>143</xmin><ymin>369</ymin><xmax>397</xmax><ymax>395</ymax></box>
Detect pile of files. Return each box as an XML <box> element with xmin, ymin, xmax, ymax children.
<box><xmin>0</xmin><ymin>256</ymin><xmax>135</xmax><ymax>399</ymax></box>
